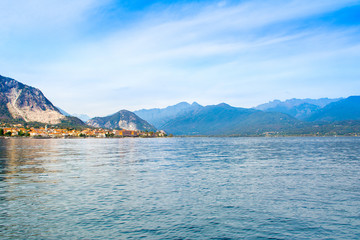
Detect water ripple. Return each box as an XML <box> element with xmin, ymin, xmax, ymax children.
<box><xmin>0</xmin><ymin>137</ymin><xmax>359</xmax><ymax>239</ymax></box>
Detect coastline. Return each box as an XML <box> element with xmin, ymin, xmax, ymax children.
<box><xmin>1</xmin><ymin>135</ymin><xmax>359</xmax><ymax>139</ymax></box>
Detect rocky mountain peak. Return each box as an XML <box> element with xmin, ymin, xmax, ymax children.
<box><xmin>0</xmin><ymin>75</ymin><xmax>66</xmax><ymax>124</ymax></box>
<box><xmin>87</xmin><ymin>110</ymin><xmax>156</xmax><ymax>131</ymax></box>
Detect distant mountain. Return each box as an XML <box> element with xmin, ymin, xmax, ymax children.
<box><xmin>306</xmin><ymin>96</ymin><xmax>360</xmax><ymax>122</ymax></box>
<box><xmin>160</xmin><ymin>103</ymin><xmax>301</xmax><ymax>135</ymax></box>
<box><xmin>56</xmin><ymin>107</ymin><xmax>71</xmax><ymax>116</ymax></box>
<box><xmin>263</xmin><ymin>103</ymin><xmax>321</xmax><ymax>120</ymax></box>
<box><xmin>87</xmin><ymin>110</ymin><xmax>156</xmax><ymax>131</ymax></box>
<box><xmin>134</xmin><ymin>102</ymin><xmax>203</xmax><ymax>129</ymax></box>
<box><xmin>55</xmin><ymin>108</ymin><xmax>91</xmax><ymax>122</ymax></box>
<box><xmin>72</xmin><ymin>113</ymin><xmax>91</xmax><ymax>122</ymax></box>
<box><xmin>0</xmin><ymin>75</ymin><xmax>84</xmax><ymax>126</ymax></box>
<box><xmin>255</xmin><ymin>98</ymin><xmax>342</xmax><ymax>120</ymax></box>
<box><xmin>256</xmin><ymin>98</ymin><xmax>342</xmax><ymax>110</ymax></box>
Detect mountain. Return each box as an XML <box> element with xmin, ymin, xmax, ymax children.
<box><xmin>134</xmin><ymin>102</ymin><xmax>203</xmax><ymax>129</ymax></box>
<box><xmin>262</xmin><ymin>102</ymin><xmax>321</xmax><ymax>120</ymax></box>
<box><xmin>87</xmin><ymin>110</ymin><xmax>156</xmax><ymax>131</ymax></box>
<box><xmin>0</xmin><ymin>75</ymin><xmax>84</xmax><ymax>126</ymax></box>
<box><xmin>55</xmin><ymin>108</ymin><xmax>91</xmax><ymax>122</ymax></box>
<box><xmin>306</xmin><ymin>96</ymin><xmax>360</xmax><ymax>122</ymax></box>
<box><xmin>256</xmin><ymin>98</ymin><xmax>342</xmax><ymax>110</ymax></box>
<box><xmin>160</xmin><ymin>103</ymin><xmax>301</xmax><ymax>135</ymax></box>
<box><xmin>56</xmin><ymin>107</ymin><xmax>71</xmax><ymax>116</ymax></box>
<box><xmin>255</xmin><ymin>98</ymin><xmax>342</xmax><ymax>120</ymax></box>
<box><xmin>72</xmin><ymin>113</ymin><xmax>91</xmax><ymax>122</ymax></box>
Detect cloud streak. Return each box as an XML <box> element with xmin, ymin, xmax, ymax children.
<box><xmin>0</xmin><ymin>0</ymin><xmax>105</xmax><ymax>31</ymax></box>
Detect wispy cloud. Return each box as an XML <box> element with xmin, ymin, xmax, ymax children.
<box><xmin>1</xmin><ymin>0</ymin><xmax>359</xmax><ymax>116</ymax></box>
<box><xmin>0</xmin><ymin>0</ymin><xmax>105</xmax><ymax>31</ymax></box>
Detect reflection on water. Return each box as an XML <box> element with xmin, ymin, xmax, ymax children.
<box><xmin>1</xmin><ymin>139</ymin><xmax>60</xmax><ymax>181</ymax></box>
<box><xmin>0</xmin><ymin>137</ymin><xmax>359</xmax><ymax>239</ymax></box>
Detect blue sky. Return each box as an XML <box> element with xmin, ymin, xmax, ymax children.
<box><xmin>1</xmin><ymin>0</ymin><xmax>359</xmax><ymax>117</ymax></box>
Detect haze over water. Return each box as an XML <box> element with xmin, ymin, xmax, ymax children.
<box><xmin>0</xmin><ymin>137</ymin><xmax>359</xmax><ymax>239</ymax></box>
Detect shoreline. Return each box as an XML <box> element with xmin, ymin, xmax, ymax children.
<box><xmin>1</xmin><ymin>135</ymin><xmax>359</xmax><ymax>139</ymax></box>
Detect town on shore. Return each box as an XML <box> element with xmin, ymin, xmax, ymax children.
<box><xmin>0</xmin><ymin>123</ymin><xmax>169</xmax><ymax>138</ymax></box>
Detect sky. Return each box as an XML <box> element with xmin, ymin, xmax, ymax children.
<box><xmin>1</xmin><ymin>0</ymin><xmax>360</xmax><ymax>117</ymax></box>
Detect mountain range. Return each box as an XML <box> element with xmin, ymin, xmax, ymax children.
<box><xmin>255</xmin><ymin>98</ymin><xmax>343</xmax><ymax>120</ymax></box>
<box><xmin>1</xmin><ymin>74</ymin><xmax>359</xmax><ymax>136</ymax></box>
<box><xmin>131</xmin><ymin>96</ymin><xmax>360</xmax><ymax>135</ymax></box>
<box><xmin>306</xmin><ymin>96</ymin><xmax>360</xmax><ymax>122</ymax></box>
<box><xmin>0</xmin><ymin>75</ymin><xmax>150</xmax><ymax>130</ymax></box>
<box><xmin>158</xmin><ymin>103</ymin><xmax>300</xmax><ymax>135</ymax></box>
<box><xmin>134</xmin><ymin>102</ymin><xmax>202</xmax><ymax>129</ymax></box>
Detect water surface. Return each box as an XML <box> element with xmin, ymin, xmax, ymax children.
<box><xmin>0</xmin><ymin>137</ymin><xmax>359</xmax><ymax>239</ymax></box>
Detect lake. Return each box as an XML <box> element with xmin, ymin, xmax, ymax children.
<box><xmin>0</xmin><ymin>137</ymin><xmax>359</xmax><ymax>239</ymax></box>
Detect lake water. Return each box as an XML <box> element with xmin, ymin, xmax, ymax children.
<box><xmin>0</xmin><ymin>137</ymin><xmax>359</xmax><ymax>239</ymax></box>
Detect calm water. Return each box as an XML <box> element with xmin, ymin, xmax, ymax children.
<box><xmin>0</xmin><ymin>137</ymin><xmax>359</xmax><ymax>239</ymax></box>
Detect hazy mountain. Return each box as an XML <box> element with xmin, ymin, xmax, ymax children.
<box><xmin>263</xmin><ymin>103</ymin><xmax>321</xmax><ymax>120</ymax></box>
<box><xmin>0</xmin><ymin>75</ymin><xmax>84</xmax><ymax>126</ymax></box>
<box><xmin>256</xmin><ymin>98</ymin><xmax>342</xmax><ymax>110</ymax></box>
<box><xmin>87</xmin><ymin>110</ymin><xmax>156</xmax><ymax>131</ymax></box>
<box><xmin>72</xmin><ymin>113</ymin><xmax>91</xmax><ymax>122</ymax></box>
<box><xmin>56</xmin><ymin>107</ymin><xmax>71</xmax><ymax>116</ymax></box>
<box><xmin>134</xmin><ymin>102</ymin><xmax>203</xmax><ymax>129</ymax></box>
<box><xmin>255</xmin><ymin>97</ymin><xmax>342</xmax><ymax>120</ymax></box>
<box><xmin>306</xmin><ymin>96</ymin><xmax>360</xmax><ymax>122</ymax></box>
<box><xmin>55</xmin><ymin>108</ymin><xmax>91</xmax><ymax>122</ymax></box>
<box><xmin>160</xmin><ymin>103</ymin><xmax>300</xmax><ymax>135</ymax></box>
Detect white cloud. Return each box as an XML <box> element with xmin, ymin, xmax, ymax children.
<box><xmin>0</xmin><ymin>0</ymin><xmax>105</xmax><ymax>32</ymax></box>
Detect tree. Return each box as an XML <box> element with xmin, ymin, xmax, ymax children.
<box><xmin>18</xmin><ymin>130</ymin><xmax>25</xmax><ymax>136</ymax></box>
<box><xmin>5</xmin><ymin>132</ymin><xmax>11</xmax><ymax>137</ymax></box>
<box><xmin>105</xmin><ymin>133</ymin><xmax>114</xmax><ymax>138</ymax></box>
<box><xmin>0</xmin><ymin>129</ymin><xmax>3</xmax><ymax>136</ymax></box>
